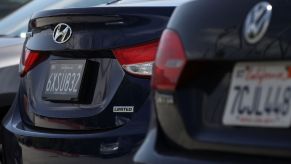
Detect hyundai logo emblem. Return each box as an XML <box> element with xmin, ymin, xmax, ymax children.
<box><xmin>243</xmin><ymin>2</ymin><xmax>272</xmax><ymax>44</ymax></box>
<box><xmin>53</xmin><ymin>23</ymin><xmax>72</xmax><ymax>44</ymax></box>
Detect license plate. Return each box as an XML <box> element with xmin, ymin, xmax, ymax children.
<box><xmin>42</xmin><ymin>60</ymin><xmax>86</xmax><ymax>101</ymax></box>
<box><xmin>223</xmin><ymin>62</ymin><xmax>291</xmax><ymax>128</ymax></box>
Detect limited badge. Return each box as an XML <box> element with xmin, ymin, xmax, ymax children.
<box><xmin>113</xmin><ymin>106</ymin><xmax>134</xmax><ymax>113</ymax></box>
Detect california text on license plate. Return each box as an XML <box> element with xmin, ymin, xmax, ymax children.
<box><xmin>42</xmin><ymin>60</ymin><xmax>86</xmax><ymax>101</ymax></box>
<box><xmin>223</xmin><ymin>62</ymin><xmax>291</xmax><ymax>128</ymax></box>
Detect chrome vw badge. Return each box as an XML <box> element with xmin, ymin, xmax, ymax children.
<box><xmin>53</xmin><ymin>23</ymin><xmax>72</xmax><ymax>44</ymax></box>
<box><xmin>243</xmin><ymin>2</ymin><xmax>272</xmax><ymax>44</ymax></box>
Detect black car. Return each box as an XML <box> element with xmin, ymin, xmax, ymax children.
<box><xmin>135</xmin><ymin>0</ymin><xmax>291</xmax><ymax>163</ymax></box>
<box><xmin>1</xmin><ymin>0</ymin><xmax>187</xmax><ymax>163</ymax></box>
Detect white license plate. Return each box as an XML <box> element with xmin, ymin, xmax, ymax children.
<box><xmin>223</xmin><ymin>62</ymin><xmax>291</xmax><ymax>128</ymax></box>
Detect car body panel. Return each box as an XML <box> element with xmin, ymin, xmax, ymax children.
<box><xmin>2</xmin><ymin>0</ymin><xmax>181</xmax><ymax>163</ymax></box>
<box><xmin>27</xmin><ymin>7</ymin><xmax>173</xmax><ymax>51</ymax></box>
<box><xmin>0</xmin><ymin>38</ymin><xmax>24</xmax><ymax>108</ymax></box>
<box><xmin>21</xmin><ymin>6</ymin><xmax>173</xmax><ymax>131</ymax></box>
<box><xmin>168</xmin><ymin>0</ymin><xmax>291</xmax><ymax>61</ymax></box>
<box><xmin>101</xmin><ymin>0</ymin><xmax>191</xmax><ymax>7</ymax></box>
<box><xmin>2</xmin><ymin>97</ymin><xmax>147</xmax><ymax>164</ymax></box>
<box><xmin>162</xmin><ymin>0</ymin><xmax>291</xmax><ymax>156</ymax></box>
<box><xmin>136</xmin><ymin>0</ymin><xmax>291</xmax><ymax>163</ymax></box>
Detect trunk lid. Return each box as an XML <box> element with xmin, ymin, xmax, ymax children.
<box><xmin>162</xmin><ymin>0</ymin><xmax>291</xmax><ymax>157</ymax></box>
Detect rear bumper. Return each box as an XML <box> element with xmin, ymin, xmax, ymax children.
<box><xmin>134</xmin><ymin>109</ymin><xmax>291</xmax><ymax>164</ymax></box>
<box><xmin>2</xmin><ymin>97</ymin><xmax>149</xmax><ymax>164</ymax></box>
<box><xmin>134</xmin><ymin>109</ymin><xmax>212</xmax><ymax>164</ymax></box>
<box><xmin>134</xmin><ymin>128</ymin><xmax>213</xmax><ymax>164</ymax></box>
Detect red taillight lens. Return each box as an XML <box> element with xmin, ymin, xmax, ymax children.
<box><xmin>152</xmin><ymin>29</ymin><xmax>186</xmax><ymax>91</ymax></box>
<box><xmin>19</xmin><ymin>49</ymin><xmax>46</xmax><ymax>77</ymax></box>
<box><xmin>113</xmin><ymin>40</ymin><xmax>159</xmax><ymax>77</ymax></box>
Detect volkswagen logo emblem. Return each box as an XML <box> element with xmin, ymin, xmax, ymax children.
<box><xmin>53</xmin><ymin>23</ymin><xmax>72</xmax><ymax>44</ymax></box>
<box><xmin>243</xmin><ymin>2</ymin><xmax>272</xmax><ymax>44</ymax></box>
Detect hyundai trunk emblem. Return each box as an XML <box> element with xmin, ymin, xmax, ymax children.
<box><xmin>53</xmin><ymin>23</ymin><xmax>72</xmax><ymax>44</ymax></box>
<box><xmin>243</xmin><ymin>2</ymin><xmax>272</xmax><ymax>44</ymax></box>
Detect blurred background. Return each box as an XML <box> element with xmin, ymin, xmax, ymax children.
<box><xmin>0</xmin><ymin>0</ymin><xmax>109</xmax><ymax>38</ymax></box>
<box><xmin>0</xmin><ymin>0</ymin><xmax>30</xmax><ymax>19</ymax></box>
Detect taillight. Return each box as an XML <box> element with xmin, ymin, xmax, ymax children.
<box><xmin>113</xmin><ymin>40</ymin><xmax>159</xmax><ymax>77</ymax></box>
<box><xmin>152</xmin><ymin>29</ymin><xmax>186</xmax><ymax>91</ymax></box>
<box><xmin>19</xmin><ymin>49</ymin><xmax>46</xmax><ymax>77</ymax></box>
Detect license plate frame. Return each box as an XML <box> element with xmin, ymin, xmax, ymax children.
<box><xmin>223</xmin><ymin>62</ymin><xmax>291</xmax><ymax>128</ymax></box>
<box><xmin>42</xmin><ymin>60</ymin><xmax>87</xmax><ymax>102</ymax></box>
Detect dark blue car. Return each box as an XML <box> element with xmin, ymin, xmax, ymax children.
<box><xmin>135</xmin><ymin>0</ymin><xmax>291</xmax><ymax>163</ymax></box>
<box><xmin>1</xmin><ymin>0</ymin><xmax>188</xmax><ymax>163</ymax></box>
